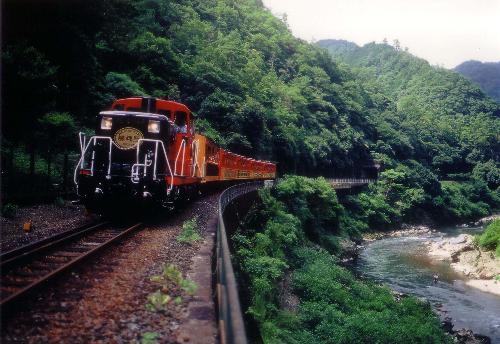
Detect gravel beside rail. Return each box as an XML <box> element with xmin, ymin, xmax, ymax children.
<box><xmin>1</xmin><ymin>202</ymin><xmax>97</xmax><ymax>252</ymax></box>
<box><xmin>1</xmin><ymin>193</ymin><xmax>220</xmax><ymax>344</ymax></box>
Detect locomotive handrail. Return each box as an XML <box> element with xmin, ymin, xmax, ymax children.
<box><xmin>216</xmin><ymin>181</ymin><xmax>273</xmax><ymax>344</ymax></box>
<box><xmin>133</xmin><ymin>139</ymin><xmax>174</xmax><ymax>193</ymax></box>
<box><xmin>73</xmin><ymin>134</ymin><xmax>114</xmax><ymax>189</ymax></box>
<box><xmin>191</xmin><ymin>139</ymin><xmax>200</xmax><ymax>177</ymax></box>
<box><xmin>174</xmin><ymin>138</ymin><xmax>186</xmax><ymax>176</ymax></box>
<box><xmin>73</xmin><ymin>133</ymin><xmax>176</xmax><ymax>194</ymax></box>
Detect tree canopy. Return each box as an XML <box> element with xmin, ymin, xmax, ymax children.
<box><xmin>2</xmin><ymin>0</ymin><xmax>499</xmax><ymax>211</ymax></box>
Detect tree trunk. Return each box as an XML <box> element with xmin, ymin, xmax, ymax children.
<box><xmin>62</xmin><ymin>151</ymin><xmax>69</xmax><ymax>192</ymax></box>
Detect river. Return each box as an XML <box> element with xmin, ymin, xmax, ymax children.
<box><xmin>355</xmin><ymin>225</ymin><xmax>500</xmax><ymax>342</ymax></box>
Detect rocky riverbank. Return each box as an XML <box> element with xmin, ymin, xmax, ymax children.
<box><xmin>362</xmin><ymin>224</ymin><xmax>435</xmax><ymax>241</ymax></box>
<box><xmin>428</xmin><ymin>234</ymin><xmax>500</xmax><ymax>296</ymax></box>
<box><xmin>470</xmin><ymin>214</ymin><xmax>500</xmax><ymax>227</ymax></box>
<box><xmin>361</xmin><ymin>220</ymin><xmax>499</xmax><ymax>296</ymax></box>
<box><xmin>357</xmin><ymin>217</ymin><xmax>500</xmax><ymax>342</ymax></box>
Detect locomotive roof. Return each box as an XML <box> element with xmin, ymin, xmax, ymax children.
<box><xmin>112</xmin><ymin>97</ymin><xmax>191</xmax><ymax>114</ymax></box>
<box><xmin>99</xmin><ymin>111</ymin><xmax>174</xmax><ymax>123</ymax></box>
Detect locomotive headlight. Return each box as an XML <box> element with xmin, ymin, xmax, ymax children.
<box><xmin>148</xmin><ymin>120</ymin><xmax>160</xmax><ymax>133</ymax></box>
<box><xmin>101</xmin><ymin>117</ymin><xmax>112</xmax><ymax>130</ymax></box>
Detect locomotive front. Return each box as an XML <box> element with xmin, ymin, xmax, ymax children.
<box><xmin>75</xmin><ymin>107</ymin><xmax>175</xmax><ymax>212</ymax></box>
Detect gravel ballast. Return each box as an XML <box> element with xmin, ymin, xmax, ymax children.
<box><xmin>1</xmin><ymin>202</ymin><xmax>96</xmax><ymax>252</ymax></box>
<box><xmin>1</xmin><ymin>193</ymin><xmax>220</xmax><ymax>344</ymax></box>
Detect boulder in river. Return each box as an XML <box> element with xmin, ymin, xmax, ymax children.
<box><xmin>449</xmin><ymin>234</ymin><xmax>468</xmax><ymax>244</ymax></box>
<box><xmin>453</xmin><ymin>328</ymin><xmax>491</xmax><ymax>344</ymax></box>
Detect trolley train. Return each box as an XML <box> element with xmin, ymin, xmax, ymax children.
<box><xmin>74</xmin><ymin>97</ymin><xmax>276</xmax><ymax>212</ymax></box>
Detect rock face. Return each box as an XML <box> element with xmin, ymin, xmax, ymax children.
<box><xmin>453</xmin><ymin>329</ymin><xmax>491</xmax><ymax>344</ymax></box>
<box><xmin>473</xmin><ymin>214</ymin><xmax>500</xmax><ymax>227</ymax></box>
<box><xmin>437</xmin><ymin>308</ymin><xmax>492</xmax><ymax>344</ymax></box>
<box><xmin>363</xmin><ymin>225</ymin><xmax>433</xmax><ymax>241</ymax></box>
<box><xmin>428</xmin><ymin>234</ymin><xmax>499</xmax><ymax>280</ymax></box>
<box><xmin>449</xmin><ymin>234</ymin><xmax>469</xmax><ymax>245</ymax></box>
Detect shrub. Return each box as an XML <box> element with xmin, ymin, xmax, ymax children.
<box><xmin>291</xmin><ymin>247</ymin><xmax>452</xmax><ymax>344</ymax></box>
<box><xmin>432</xmin><ymin>181</ymin><xmax>492</xmax><ymax>223</ymax></box>
<box><xmin>177</xmin><ymin>217</ymin><xmax>201</xmax><ymax>244</ymax></box>
<box><xmin>54</xmin><ymin>196</ymin><xmax>65</xmax><ymax>207</ymax></box>
<box><xmin>146</xmin><ymin>264</ymin><xmax>198</xmax><ymax>312</ymax></box>
<box><xmin>234</xmin><ymin>176</ymin><xmax>452</xmax><ymax>343</ymax></box>
<box><xmin>2</xmin><ymin>203</ymin><xmax>19</xmax><ymax>219</ymax></box>
<box><xmin>145</xmin><ymin>290</ymin><xmax>171</xmax><ymax>312</ymax></box>
<box><xmin>478</xmin><ymin>219</ymin><xmax>500</xmax><ymax>255</ymax></box>
<box><xmin>140</xmin><ymin>332</ymin><xmax>159</xmax><ymax>344</ymax></box>
<box><xmin>275</xmin><ymin>175</ymin><xmax>343</xmax><ymax>239</ymax></box>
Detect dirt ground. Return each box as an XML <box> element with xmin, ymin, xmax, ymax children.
<box><xmin>1</xmin><ymin>193</ymin><xmax>220</xmax><ymax>344</ymax></box>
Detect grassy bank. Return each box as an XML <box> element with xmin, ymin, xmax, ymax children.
<box><xmin>478</xmin><ymin>219</ymin><xmax>500</xmax><ymax>257</ymax></box>
<box><xmin>233</xmin><ymin>176</ymin><xmax>454</xmax><ymax>343</ymax></box>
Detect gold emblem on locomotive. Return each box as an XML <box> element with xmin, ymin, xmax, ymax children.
<box><xmin>113</xmin><ymin>127</ymin><xmax>144</xmax><ymax>150</ymax></box>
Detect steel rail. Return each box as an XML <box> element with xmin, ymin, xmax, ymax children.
<box><xmin>0</xmin><ymin>221</ymin><xmax>108</xmax><ymax>267</ymax></box>
<box><xmin>0</xmin><ymin>222</ymin><xmax>142</xmax><ymax>310</ymax></box>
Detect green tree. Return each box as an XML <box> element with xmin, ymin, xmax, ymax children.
<box><xmin>2</xmin><ymin>44</ymin><xmax>58</xmax><ymax>177</ymax></box>
<box><xmin>472</xmin><ymin>160</ymin><xmax>500</xmax><ymax>188</ymax></box>
<box><xmin>37</xmin><ymin>112</ymin><xmax>78</xmax><ymax>190</ymax></box>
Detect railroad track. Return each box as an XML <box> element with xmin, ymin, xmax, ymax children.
<box><xmin>0</xmin><ymin>221</ymin><xmax>142</xmax><ymax>310</ymax></box>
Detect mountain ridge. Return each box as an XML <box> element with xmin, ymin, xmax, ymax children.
<box><xmin>454</xmin><ymin>60</ymin><xmax>500</xmax><ymax>103</ymax></box>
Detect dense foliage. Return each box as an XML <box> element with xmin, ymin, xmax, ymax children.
<box><xmin>318</xmin><ymin>39</ymin><xmax>499</xmax><ymax>178</ymax></box>
<box><xmin>317</xmin><ymin>39</ymin><xmax>500</xmax><ymax>225</ymax></box>
<box><xmin>478</xmin><ymin>219</ymin><xmax>500</xmax><ymax>257</ymax></box>
<box><xmin>234</xmin><ymin>176</ymin><xmax>451</xmax><ymax>343</ymax></box>
<box><xmin>2</xmin><ymin>1</ymin><xmax>499</xmax><ymax>217</ymax></box>
<box><xmin>2</xmin><ymin>0</ymin><xmax>378</xmax><ymax>203</ymax></box>
<box><xmin>3</xmin><ymin>1</ymin><xmax>498</xmax><ymax>341</ymax></box>
<box><xmin>454</xmin><ymin>60</ymin><xmax>500</xmax><ymax>103</ymax></box>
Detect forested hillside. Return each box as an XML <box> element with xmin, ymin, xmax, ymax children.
<box><xmin>315</xmin><ymin>39</ymin><xmax>358</xmax><ymax>56</ymax></box>
<box><xmin>3</xmin><ymin>1</ymin><xmax>499</xmax><ymax>211</ymax></box>
<box><xmin>233</xmin><ymin>176</ymin><xmax>453</xmax><ymax>343</ymax></box>
<box><xmin>2</xmin><ymin>0</ymin><xmax>380</xmax><ymax>203</ymax></box>
<box><xmin>455</xmin><ymin>60</ymin><xmax>500</xmax><ymax>103</ymax></box>
<box><xmin>318</xmin><ymin>39</ymin><xmax>499</xmax><ymax>225</ymax></box>
<box><xmin>2</xmin><ymin>1</ymin><xmax>500</xmax><ymax>342</ymax></box>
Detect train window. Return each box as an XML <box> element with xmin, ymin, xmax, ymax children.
<box><xmin>114</xmin><ymin>104</ymin><xmax>125</xmax><ymax>110</ymax></box>
<box><xmin>174</xmin><ymin>111</ymin><xmax>187</xmax><ymax>126</ymax></box>
<box><xmin>127</xmin><ymin>107</ymin><xmax>141</xmax><ymax>111</ymax></box>
<box><xmin>174</xmin><ymin>111</ymin><xmax>187</xmax><ymax>134</ymax></box>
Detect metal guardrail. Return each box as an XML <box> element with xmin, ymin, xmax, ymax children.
<box><xmin>328</xmin><ymin>178</ymin><xmax>375</xmax><ymax>184</ymax></box>
<box><xmin>216</xmin><ymin>181</ymin><xmax>267</xmax><ymax>344</ymax></box>
<box><xmin>328</xmin><ymin>178</ymin><xmax>375</xmax><ymax>189</ymax></box>
<box><xmin>214</xmin><ymin>178</ymin><xmax>369</xmax><ymax>342</ymax></box>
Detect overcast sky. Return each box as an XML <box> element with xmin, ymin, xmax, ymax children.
<box><xmin>262</xmin><ymin>0</ymin><xmax>500</xmax><ymax>68</ymax></box>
